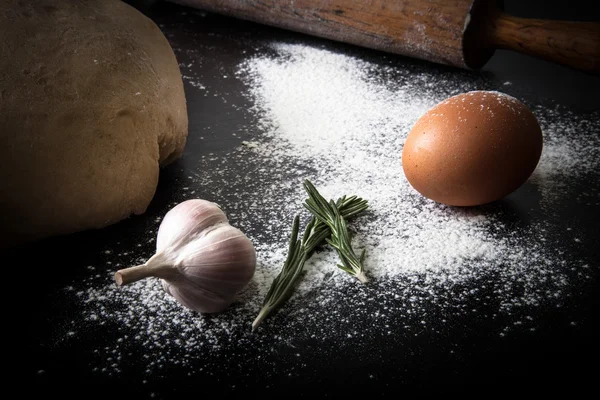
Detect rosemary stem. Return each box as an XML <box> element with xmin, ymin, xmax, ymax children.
<box><xmin>252</xmin><ymin>306</ymin><xmax>272</xmax><ymax>332</ymax></box>
<box><xmin>355</xmin><ymin>270</ymin><xmax>368</xmax><ymax>283</ymax></box>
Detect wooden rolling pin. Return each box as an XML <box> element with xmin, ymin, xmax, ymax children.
<box><xmin>171</xmin><ymin>0</ymin><xmax>600</xmax><ymax>73</ymax></box>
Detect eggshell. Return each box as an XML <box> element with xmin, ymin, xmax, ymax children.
<box><xmin>402</xmin><ymin>91</ymin><xmax>543</xmax><ymax>206</ymax></box>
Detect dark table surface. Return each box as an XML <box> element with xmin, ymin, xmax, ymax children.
<box><xmin>15</xmin><ymin>0</ymin><xmax>600</xmax><ymax>398</ymax></box>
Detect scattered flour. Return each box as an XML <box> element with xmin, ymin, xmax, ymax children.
<box><xmin>53</xmin><ymin>40</ymin><xmax>599</xmax><ymax>383</ymax></box>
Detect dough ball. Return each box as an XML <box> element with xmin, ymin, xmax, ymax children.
<box><xmin>0</xmin><ymin>0</ymin><xmax>188</xmax><ymax>248</ymax></box>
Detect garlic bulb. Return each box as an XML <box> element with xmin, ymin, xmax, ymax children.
<box><xmin>114</xmin><ymin>199</ymin><xmax>256</xmax><ymax>313</ymax></box>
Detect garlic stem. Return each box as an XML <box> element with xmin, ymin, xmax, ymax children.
<box><xmin>114</xmin><ymin>252</ymin><xmax>177</xmax><ymax>286</ymax></box>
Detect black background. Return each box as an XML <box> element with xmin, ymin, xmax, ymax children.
<box><xmin>10</xmin><ymin>0</ymin><xmax>600</xmax><ymax>398</ymax></box>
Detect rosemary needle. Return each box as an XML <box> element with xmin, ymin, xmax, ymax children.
<box><xmin>252</xmin><ymin>184</ymin><xmax>368</xmax><ymax>331</ymax></box>
<box><xmin>303</xmin><ymin>179</ymin><xmax>369</xmax><ymax>283</ymax></box>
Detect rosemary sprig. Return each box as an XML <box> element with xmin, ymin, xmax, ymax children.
<box><xmin>252</xmin><ymin>184</ymin><xmax>368</xmax><ymax>331</ymax></box>
<box><xmin>303</xmin><ymin>180</ymin><xmax>369</xmax><ymax>283</ymax></box>
<box><xmin>303</xmin><ymin>193</ymin><xmax>368</xmax><ymax>256</ymax></box>
<box><xmin>252</xmin><ymin>215</ymin><xmax>307</xmax><ymax>332</ymax></box>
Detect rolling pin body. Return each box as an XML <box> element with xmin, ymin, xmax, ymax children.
<box><xmin>173</xmin><ymin>0</ymin><xmax>600</xmax><ymax>73</ymax></box>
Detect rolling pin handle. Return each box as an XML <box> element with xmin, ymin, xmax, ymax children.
<box><xmin>486</xmin><ymin>11</ymin><xmax>600</xmax><ymax>74</ymax></box>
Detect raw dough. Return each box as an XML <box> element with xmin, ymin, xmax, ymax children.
<box><xmin>0</xmin><ymin>0</ymin><xmax>188</xmax><ymax>248</ymax></box>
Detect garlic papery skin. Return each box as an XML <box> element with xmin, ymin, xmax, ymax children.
<box><xmin>114</xmin><ymin>199</ymin><xmax>256</xmax><ymax>314</ymax></box>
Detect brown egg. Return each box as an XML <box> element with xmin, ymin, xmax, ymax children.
<box><xmin>402</xmin><ymin>91</ymin><xmax>543</xmax><ymax>206</ymax></box>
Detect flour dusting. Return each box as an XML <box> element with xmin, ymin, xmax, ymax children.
<box><xmin>53</xmin><ymin>41</ymin><xmax>599</xmax><ymax>381</ymax></box>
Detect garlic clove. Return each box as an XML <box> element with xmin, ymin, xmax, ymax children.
<box><xmin>156</xmin><ymin>199</ymin><xmax>228</xmax><ymax>251</ymax></box>
<box><xmin>162</xmin><ymin>279</ymin><xmax>232</xmax><ymax>314</ymax></box>
<box><xmin>164</xmin><ymin>225</ymin><xmax>256</xmax><ymax>312</ymax></box>
<box><xmin>178</xmin><ymin>225</ymin><xmax>256</xmax><ymax>277</ymax></box>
